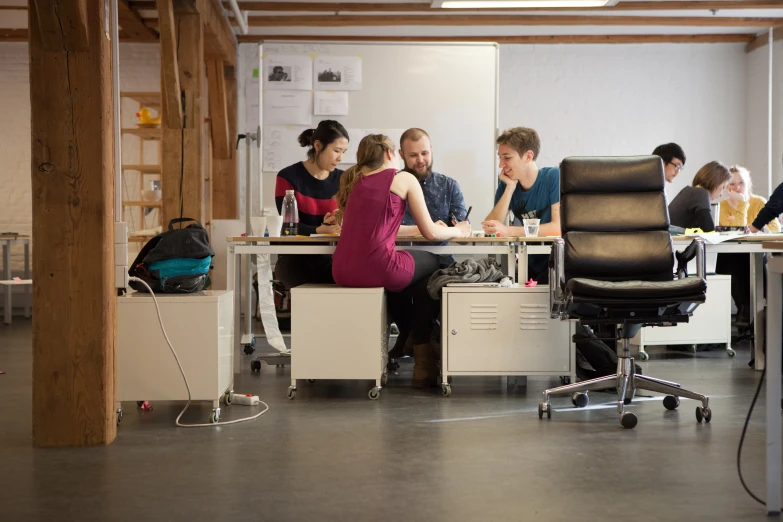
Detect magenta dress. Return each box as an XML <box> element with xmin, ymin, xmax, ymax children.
<box><xmin>332</xmin><ymin>168</ymin><xmax>415</xmax><ymax>292</ymax></box>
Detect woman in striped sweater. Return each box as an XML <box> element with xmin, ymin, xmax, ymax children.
<box><xmin>274</xmin><ymin>120</ymin><xmax>349</xmax><ymax>288</ymax></box>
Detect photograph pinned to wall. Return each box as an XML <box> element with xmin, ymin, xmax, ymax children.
<box><xmin>314</xmin><ymin>56</ymin><xmax>362</xmax><ymax>91</ymax></box>
<box><xmin>263</xmin><ymin>55</ymin><xmax>313</xmax><ymax>91</ymax></box>
<box><xmin>314</xmin><ymin>91</ymin><xmax>349</xmax><ymax>116</ymax></box>
<box><xmin>264</xmin><ymin>91</ymin><xmax>313</xmax><ymax>126</ymax></box>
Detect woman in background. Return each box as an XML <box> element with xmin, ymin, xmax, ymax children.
<box><xmin>717</xmin><ymin>165</ymin><xmax>780</xmax><ymax>326</ymax></box>
<box><xmin>273</xmin><ymin>120</ymin><xmax>348</xmax><ymax>288</ymax></box>
<box><xmin>668</xmin><ymin>161</ymin><xmax>731</xmax><ymax>233</ymax></box>
<box><xmin>333</xmin><ymin>134</ymin><xmax>470</xmax><ymax>388</ymax></box>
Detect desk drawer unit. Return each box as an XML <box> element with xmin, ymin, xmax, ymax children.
<box><xmin>442</xmin><ymin>287</ymin><xmax>575</xmax><ymax>394</ymax></box>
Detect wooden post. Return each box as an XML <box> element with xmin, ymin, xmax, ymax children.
<box><xmin>29</xmin><ymin>0</ymin><xmax>116</xmax><ymax>446</ymax></box>
<box><xmin>212</xmin><ymin>65</ymin><xmax>238</xmax><ymax>219</ymax></box>
<box><xmin>159</xmin><ymin>2</ymin><xmax>204</xmax><ymax>226</ymax></box>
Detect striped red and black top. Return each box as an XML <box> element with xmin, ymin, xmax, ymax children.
<box><xmin>275</xmin><ymin>161</ymin><xmax>343</xmax><ymax>236</ymax></box>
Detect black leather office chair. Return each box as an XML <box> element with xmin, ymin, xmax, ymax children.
<box><xmin>542</xmin><ymin>156</ymin><xmax>710</xmax><ymax>429</ymax></box>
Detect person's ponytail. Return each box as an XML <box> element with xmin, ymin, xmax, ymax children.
<box><xmin>297</xmin><ymin>128</ymin><xmax>315</xmax><ymax>148</ymax></box>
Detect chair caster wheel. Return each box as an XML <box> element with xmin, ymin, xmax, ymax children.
<box><xmin>727</xmin><ymin>348</ymin><xmax>736</xmax><ymax>357</ymax></box>
<box><xmin>663</xmin><ymin>395</ymin><xmax>680</xmax><ymax>410</ymax></box>
<box><xmin>639</xmin><ymin>351</ymin><xmax>649</xmax><ymax>361</ymax></box>
<box><xmin>620</xmin><ymin>412</ymin><xmax>637</xmax><ymax>429</ymax></box>
<box><xmin>243</xmin><ymin>345</ymin><xmax>256</xmax><ymax>355</ymax></box>
<box><xmin>571</xmin><ymin>392</ymin><xmax>588</xmax><ymax>408</ymax></box>
<box><xmin>560</xmin><ymin>376</ymin><xmax>571</xmax><ymax>385</ymax></box>
<box><xmin>696</xmin><ymin>406</ymin><xmax>712</xmax><ymax>423</ymax></box>
<box><xmin>623</xmin><ymin>397</ymin><xmax>632</xmax><ymax>405</ymax></box>
<box><xmin>538</xmin><ymin>402</ymin><xmax>551</xmax><ymax>419</ymax></box>
<box><xmin>442</xmin><ymin>384</ymin><xmax>452</xmax><ymax>397</ymax></box>
<box><xmin>250</xmin><ymin>360</ymin><xmax>261</xmax><ymax>372</ymax></box>
<box><xmin>287</xmin><ymin>387</ymin><xmax>296</xmax><ymax>400</ymax></box>
<box><xmin>368</xmin><ymin>387</ymin><xmax>380</xmax><ymax>400</ymax></box>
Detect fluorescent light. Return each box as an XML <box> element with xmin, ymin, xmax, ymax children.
<box><xmin>434</xmin><ymin>0</ymin><xmax>617</xmax><ymax>7</ymax></box>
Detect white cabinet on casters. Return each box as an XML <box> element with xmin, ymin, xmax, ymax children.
<box><xmin>440</xmin><ymin>285</ymin><xmax>576</xmax><ymax>397</ymax></box>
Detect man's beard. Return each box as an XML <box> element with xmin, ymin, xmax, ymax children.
<box><xmin>404</xmin><ymin>160</ymin><xmax>433</xmax><ymax>181</ymax></box>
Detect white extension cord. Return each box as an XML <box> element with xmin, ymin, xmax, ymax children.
<box><xmin>128</xmin><ymin>277</ymin><xmax>269</xmax><ymax>427</ymax></box>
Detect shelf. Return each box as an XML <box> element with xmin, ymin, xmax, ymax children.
<box><xmin>121</xmin><ymin>91</ymin><xmax>161</xmax><ymax>109</ymax></box>
<box><xmin>123</xmin><ymin>201</ymin><xmax>162</xmax><ymax>208</ymax></box>
<box><xmin>122</xmin><ymin>164</ymin><xmax>161</xmax><ymax>174</ymax></box>
<box><xmin>121</xmin><ymin>128</ymin><xmax>161</xmax><ymax>140</ymax></box>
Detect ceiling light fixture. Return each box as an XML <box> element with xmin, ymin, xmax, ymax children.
<box><xmin>432</xmin><ymin>0</ymin><xmax>618</xmax><ymax>8</ymax></box>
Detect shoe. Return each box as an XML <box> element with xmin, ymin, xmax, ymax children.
<box><xmin>412</xmin><ymin>343</ymin><xmax>438</xmax><ymax>388</ymax></box>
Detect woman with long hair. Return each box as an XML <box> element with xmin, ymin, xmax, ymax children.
<box><xmin>273</xmin><ymin>120</ymin><xmax>348</xmax><ymax>288</ymax></box>
<box><xmin>332</xmin><ymin>134</ymin><xmax>470</xmax><ymax>388</ymax></box>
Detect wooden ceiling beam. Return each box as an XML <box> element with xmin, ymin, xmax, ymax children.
<box><xmin>202</xmin><ymin>0</ymin><xmax>237</xmax><ymax>66</ymax></box>
<box><xmin>224</xmin><ymin>1</ymin><xmax>783</xmax><ymax>12</ymax></box>
<box><xmin>238</xmin><ymin>33</ymin><xmax>756</xmax><ymax>44</ymax></box>
<box><xmin>243</xmin><ymin>14</ymin><xmax>783</xmax><ymax>27</ymax></box>
<box><xmin>745</xmin><ymin>25</ymin><xmax>783</xmax><ymax>51</ymax></box>
<box><xmin>118</xmin><ymin>0</ymin><xmax>158</xmax><ymax>40</ymax></box>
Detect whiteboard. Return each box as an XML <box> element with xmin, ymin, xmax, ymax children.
<box><xmin>258</xmin><ymin>41</ymin><xmax>499</xmax><ymax>224</ymax></box>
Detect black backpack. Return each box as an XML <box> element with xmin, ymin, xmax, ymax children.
<box><xmin>128</xmin><ymin>218</ymin><xmax>215</xmax><ymax>294</ymax></box>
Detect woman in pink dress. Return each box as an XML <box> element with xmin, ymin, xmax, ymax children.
<box><xmin>333</xmin><ymin>134</ymin><xmax>471</xmax><ymax>387</ymax></box>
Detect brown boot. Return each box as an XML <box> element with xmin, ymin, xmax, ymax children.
<box><xmin>412</xmin><ymin>343</ymin><xmax>438</xmax><ymax>388</ymax></box>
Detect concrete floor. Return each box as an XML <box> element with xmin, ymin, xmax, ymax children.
<box><xmin>0</xmin><ymin>318</ymin><xmax>779</xmax><ymax>522</ymax></box>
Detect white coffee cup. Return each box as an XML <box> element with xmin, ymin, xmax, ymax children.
<box><xmin>267</xmin><ymin>214</ymin><xmax>283</xmax><ymax>237</ymax></box>
<box><xmin>250</xmin><ymin>217</ymin><xmax>267</xmax><ymax>237</ymax></box>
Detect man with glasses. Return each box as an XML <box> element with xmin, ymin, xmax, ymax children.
<box><xmin>652</xmin><ymin>142</ymin><xmax>686</xmax><ymax>183</ymax></box>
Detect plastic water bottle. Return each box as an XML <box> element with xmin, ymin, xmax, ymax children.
<box><xmin>281</xmin><ymin>190</ymin><xmax>299</xmax><ymax>236</ymax></box>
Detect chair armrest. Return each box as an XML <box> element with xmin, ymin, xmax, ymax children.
<box><xmin>675</xmin><ymin>237</ymin><xmax>706</xmax><ymax>280</ymax></box>
<box><xmin>549</xmin><ymin>238</ymin><xmax>567</xmax><ymax>319</ymax></box>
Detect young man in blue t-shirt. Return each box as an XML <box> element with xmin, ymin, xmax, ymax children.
<box><xmin>482</xmin><ymin>126</ymin><xmax>560</xmax><ymax>281</ymax></box>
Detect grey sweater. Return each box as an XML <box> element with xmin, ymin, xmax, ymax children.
<box><xmin>427</xmin><ymin>258</ymin><xmax>506</xmax><ymax>299</ymax></box>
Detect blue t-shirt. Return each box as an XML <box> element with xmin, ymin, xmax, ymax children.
<box><xmin>494</xmin><ymin>166</ymin><xmax>560</xmax><ymax>278</ymax></box>
<box><xmin>493</xmin><ymin>166</ymin><xmax>560</xmax><ymax>226</ymax></box>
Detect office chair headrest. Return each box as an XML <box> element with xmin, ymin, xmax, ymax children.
<box><xmin>560</xmin><ymin>156</ymin><xmax>665</xmax><ymax>194</ymax></box>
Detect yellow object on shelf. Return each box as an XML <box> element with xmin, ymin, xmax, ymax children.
<box><xmin>136</xmin><ymin>107</ymin><xmax>161</xmax><ymax>125</ymax></box>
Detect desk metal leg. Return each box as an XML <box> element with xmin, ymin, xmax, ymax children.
<box><xmin>765</xmin><ymin>259</ymin><xmax>782</xmax><ymax>516</ymax></box>
<box><xmin>23</xmin><ymin>242</ymin><xmax>30</xmax><ymax>318</ymax></box>
<box><xmin>507</xmin><ymin>247</ymin><xmax>515</xmax><ymax>283</ymax></box>
<box><xmin>752</xmin><ymin>253</ymin><xmax>766</xmax><ymax>371</ymax></box>
<box><xmin>227</xmin><ymin>246</ymin><xmax>241</xmax><ymax>375</ymax></box>
<box><xmin>518</xmin><ymin>245</ymin><xmax>528</xmax><ymax>283</ymax></box>
<box><xmin>3</xmin><ymin>243</ymin><xmax>10</xmax><ymax>325</ymax></box>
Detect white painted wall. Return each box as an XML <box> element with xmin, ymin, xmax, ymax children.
<box><xmin>499</xmin><ymin>43</ymin><xmax>748</xmax><ymax>202</ymax></box>
<box><xmin>746</xmin><ymin>39</ymin><xmax>783</xmax><ymax>197</ymax></box>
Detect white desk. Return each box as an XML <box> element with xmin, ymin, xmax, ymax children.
<box><xmin>226</xmin><ymin>236</ymin><xmax>520</xmax><ymax>371</ymax></box>
<box><xmin>762</xmin><ymin>241</ymin><xmax>783</xmax><ymax>516</ymax></box>
<box><xmin>0</xmin><ymin>235</ymin><xmax>31</xmax><ymax>325</ymax></box>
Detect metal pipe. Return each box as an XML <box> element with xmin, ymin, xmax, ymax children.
<box><xmin>768</xmin><ymin>27</ymin><xmax>774</xmax><ymax>197</ymax></box>
<box><xmin>227</xmin><ymin>0</ymin><xmax>248</xmax><ymax>35</ymax></box>
<box><xmin>111</xmin><ymin>0</ymin><xmax>122</xmax><ymax>220</ymax></box>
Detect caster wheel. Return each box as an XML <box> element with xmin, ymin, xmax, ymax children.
<box><xmin>136</xmin><ymin>401</ymin><xmax>144</xmax><ymax>407</ymax></box>
<box><xmin>287</xmin><ymin>387</ymin><xmax>296</xmax><ymax>400</ymax></box>
<box><xmin>639</xmin><ymin>351</ymin><xmax>649</xmax><ymax>361</ymax></box>
<box><xmin>538</xmin><ymin>402</ymin><xmax>551</xmax><ymax>419</ymax></box>
<box><xmin>116</xmin><ymin>409</ymin><xmax>123</xmax><ymax>426</ymax></box>
<box><xmin>211</xmin><ymin>408</ymin><xmax>220</xmax><ymax>423</ymax></box>
<box><xmin>571</xmin><ymin>392</ymin><xmax>589</xmax><ymax>408</ymax></box>
<box><xmin>243</xmin><ymin>345</ymin><xmax>256</xmax><ymax>355</ymax></box>
<box><xmin>250</xmin><ymin>360</ymin><xmax>262</xmax><ymax>372</ymax></box>
<box><xmin>307</xmin><ymin>379</ymin><xmax>315</xmax><ymax>384</ymax></box>
<box><xmin>368</xmin><ymin>387</ymin><xmax>380</xmax><ymax>400</ymax></box>
<box><xmin>620</xmin><ymin>412</ymin><xmax>638</xmax><ymax>429</ymax></box>
<box><xmin>560</xmin><ymin>376</ymin><xmax>571</xmax><ymax>385</ymax></box>
<box><xmin>690</xmin><ymin>344</ymin><xmax>698</xmax><ymax>354</ymax></box>
<box><xmin>387</xmin><ymin>359</ymin><xmax>400</xmax><ymax>373</ymax></box>
<box><xmin>624</xmin><ymin>397</ymin><xmax>632</xmax><ymax>405</ymax></box>
<box><xmin>696</xmin><ymin>406</ymin><xmax>712</xmax><ymax>423</ymax></box>
<box><xmin>442</xmin><ymin>384</ymin><xmax>452</xmax><ymax>397</ymax></box>
<box><xmin>663</xmin><ymin>395</ymin><xmax>680</xmax><ymax>410</ymax></box>
<box><xmin>727</xmin><ymin>348</ymin><xmax>736</xmax><ymax>358</ymax></box>
<box><xmin>381</xmin><ymin>374</ymin><xmax>388</xmax><ymax>386</ymax></box>
<box><xmin>224</xmin><ymin>392</ymin><xmax>233</xmax><ymax>405</ymax></box>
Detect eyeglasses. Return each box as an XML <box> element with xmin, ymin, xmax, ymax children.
<box><xmin>668</xmin><ymin>162</ymin><xmax>685</xmax><ymax>172</ymax></box>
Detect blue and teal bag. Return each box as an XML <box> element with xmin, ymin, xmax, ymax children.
<box><xmin>129</xmin><ymin>218</ymin><xmax>215</xmax><ymax>293</ymax></box>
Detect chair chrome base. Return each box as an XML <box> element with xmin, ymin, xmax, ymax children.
<box><xmin>539</xmin><ymin>338</ymin><xmax>711</xmax><ymax>429</ymax></box>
